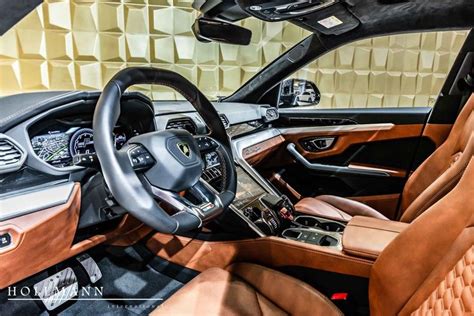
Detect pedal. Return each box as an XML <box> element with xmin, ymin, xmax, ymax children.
<box><xmin>34</xmin><ymin>267</ymin><xmax>79</xmax><ymax>311</ymax></box>
<box><xmin>76</xmin><ymin>253</ymin><xmax>102</xmax><ymax>284</ymax></box>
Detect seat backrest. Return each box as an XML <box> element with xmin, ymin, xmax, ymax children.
<box><xmin>369</xmin><ymin>157</ymin><xmax>474</xmax><ymax>315</ymax></box>
<box><xmin>399</xmin><ymin>94</ymin><xmax>474</xmax><ymax>222</ymax></box>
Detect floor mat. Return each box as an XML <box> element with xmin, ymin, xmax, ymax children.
<box><xmin>64</xmin><ymin>246</ymin><xmax>184</xmax><ymax>315</ymax></box>
<box><xmin>0</xmin><ymin>245</ymin><xmax>185</xmax><ymax>316</ymax></box>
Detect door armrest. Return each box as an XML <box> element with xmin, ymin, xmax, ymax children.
<box><xmin>342</xmin><ymin>216</ymin><xmax>408</xmax><ymax>260</ymax></box>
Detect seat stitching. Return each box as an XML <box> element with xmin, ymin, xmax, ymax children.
<box><xmin>348</xmin><ymin>223</ymin><xmax>405</xmax><ymax>234</ymax></box>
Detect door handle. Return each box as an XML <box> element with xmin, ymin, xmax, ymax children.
<box><xmin>286</xmin><ymin>143</ymin><xmax>390</xmax><ymax>177</ymax></box>
<box><xmin>310</xmin><ymin>137</ymin><xmax>335</xmax><ymax>150</ymax></box>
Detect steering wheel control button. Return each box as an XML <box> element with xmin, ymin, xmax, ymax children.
<box><xmin>129</xmin><ymin>145</ymin><xmax>155</xmax><ymax>170</ymax></box>
<box><xmin>196</xmin><ymin>136</ymin><xmax>218</xmax><ymax>151</ymax></box>
<box><xmin>0</xmin><ymin>233</ymin><xmax>11</xmax><ymax>248</ymax></box>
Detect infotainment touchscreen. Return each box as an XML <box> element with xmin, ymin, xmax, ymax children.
<box><xmin>233</xmin><ymin>166</ymin><xmax>266</xmax><ymax>209</ymax></box>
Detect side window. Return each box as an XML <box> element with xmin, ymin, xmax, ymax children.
<box><xmin>283</xmin><ymin>30</ymin><xmax>469</xmax><ymax>109</ymax></box>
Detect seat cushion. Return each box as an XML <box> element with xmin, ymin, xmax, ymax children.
<box><xmin>151</xmin><ymin>263</ymin><xmax>342</xmax><ymax>316</ymax></box>
<box><xmin>295</xmin><ymin>195</ymin><xmax>388</xmax><ymax>222</ymax></box>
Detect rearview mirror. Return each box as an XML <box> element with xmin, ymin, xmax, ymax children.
<box><xmin>278</xmin><ymin>79</ymin><xmax>321</xmax><ymax>108</ymax></box>
<box><xmin>192</xmin><ymin>17</ymin><xmax>252</xmax><ymax>46</ymax></box>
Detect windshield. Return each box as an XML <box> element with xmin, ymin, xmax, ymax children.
<box><xmin>0</xmin><ymin>1</ymin><xmax>310</xmax><ymax>100</ymax></box>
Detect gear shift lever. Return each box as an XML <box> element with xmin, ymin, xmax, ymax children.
<box><xmin>261</xmin><ymin>194</ymin><xmax>295</xmax><ymax>221</ymax></box>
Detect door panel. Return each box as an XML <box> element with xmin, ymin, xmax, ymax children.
<box><xmin>281</xmin><ymin>123</ymin><xmax>424</xmax><ymax>162</ymax></box>
<box><xmin>255</xmin><ymin>108</ymin><xmax>436</xmax><ymax>219</ymax></box>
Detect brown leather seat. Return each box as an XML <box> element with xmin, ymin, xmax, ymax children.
<box><xmin>295</xmin><ymin>94</ymin><xmax>474</xmax><ymax>223</ymax></box>
<box><xmin>152</xmin><ymin>157</ymin><xmax>474</xmax><ymax>315</ymax></box>
<box><xmin>152</xmin><ymin>262</ymin><xmax>342</xmax><ymax>315</ymax></box>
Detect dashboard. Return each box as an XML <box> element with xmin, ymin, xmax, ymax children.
<box><xmin>0</xmin><ymin>90</ymin><xmax>281</xmax><ymax>289</ymax></box>
<box><xmin>1</xmin><ymin>90</ymin><xmax>278</xmax><ymax>199</ymax></box>
<box><xmin>19</xmin><ymin>95</ymin><xmax>278</xmax><ymax>171</ymax></box>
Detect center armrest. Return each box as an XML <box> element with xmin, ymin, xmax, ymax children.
<box><xmin>342</xmin><ymin>216</ymin><xmax>408</xmax><ymax>260</ymax></box>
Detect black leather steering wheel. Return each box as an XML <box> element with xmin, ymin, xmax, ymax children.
<box><xmin>93</xmin><ymin>67</ymin><xmax>236</xmax><ymax>234</ymax></box>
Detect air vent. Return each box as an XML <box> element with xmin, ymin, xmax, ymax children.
<box><xmin>0</xmin><ymin>135</ymin><xmax>26</xmax><ymax>174</ymax></box>
<box><xmin>165</xmin><ymin>118</ymin><xmax>197</xmax><ymax>135</ymax></box>
<box><xmin>219</xmin><ymin>114</ymin><xmax>230</xmax><ymax>129</ymax></box>
<box><xmin>261</xmin><ymin>107</ymin><xmax>279</xmax><ymax>123</ymax></box>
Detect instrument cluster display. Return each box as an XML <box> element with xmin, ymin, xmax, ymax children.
<box><xmin>31</xmin><ymin>127</ymin><xmax>130</xmax><ymax>168</ymax></box>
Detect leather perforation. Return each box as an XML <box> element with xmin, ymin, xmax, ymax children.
<box><xmin>411</xmin><ymin>246</ymin><xmax>474</xmax><ymax>315</ymax></box>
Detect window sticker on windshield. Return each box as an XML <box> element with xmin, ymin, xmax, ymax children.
<box><xmin>318</xmin><ymin>16</ymin><xmax>343</xmax><ymax>29</ymax></box>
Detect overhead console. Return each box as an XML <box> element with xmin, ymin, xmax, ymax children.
<box><xmin>238</xmin><ymin>0</ymin><xmax>337</xmax><ymax>21</ymax></box>
<box><xmin>195</xmin><ymin>0</ymin><xmax>360</xmax><ymax>36</ymax></box>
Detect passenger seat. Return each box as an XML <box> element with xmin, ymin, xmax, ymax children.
<box><xmin>295</xmin><ymin>94</ymin><xmax>474</xmax><ymax>223</ymax></box>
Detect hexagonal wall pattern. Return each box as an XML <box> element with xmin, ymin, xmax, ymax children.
<box><xmin>292</xmin><ymin>31</ymin><xmax>469</xmax><ymax>108</ymax></box>
<box><xmin>0</xmin><ymin>0</ymin><xmax>468</xmax><ymax>108</ymax></box>
<box><xmin>0</xmin><ymin>0</ymin><xmax>308</xmax><ymax>101</ymax></box>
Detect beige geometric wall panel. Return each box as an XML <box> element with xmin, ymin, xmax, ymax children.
<box><xmin>0</xmin><ymin>0</ymin><xmax>308</xmax><ymax>100</ymax></box>
<box><xmin>0</xmin><ymin>0</ymin><xmax>468</xmax><ymax>108</ymax></box>
<box><xmin>292</xmin><ymin>31</ymin><xmax>469</xmax><ymax>108</ymax></box>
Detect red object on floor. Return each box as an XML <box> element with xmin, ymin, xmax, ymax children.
<box><xmin>331</xmin><ymin>293</ymin><xmax>348</xmax><ymax>301</ymax></box>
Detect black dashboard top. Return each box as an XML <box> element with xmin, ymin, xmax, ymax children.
<box><xmin>0</xmin><ymin>91</ymin><xmax>151</xmax><ymax>134</ymax></box>
<box><xmin>1</xmin><ymin>90</ymin><xmax>277</xmax><ymax>178</ymax></box>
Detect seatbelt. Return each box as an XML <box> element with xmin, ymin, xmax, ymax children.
<box><xmin>458</xmin><ymin>69</ymin><xmax>474</xmax><ymax>107</ymax></box>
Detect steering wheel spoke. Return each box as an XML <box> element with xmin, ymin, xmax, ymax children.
<box><xmin>149</xmin><ymin>179</ymin><xmax>224</xmax><ymax>222</ymax></box>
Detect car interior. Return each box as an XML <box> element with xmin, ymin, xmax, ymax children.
<box><xmin>0</xmin><ymin>0</ymin><xmax>473</xmax><ymax>315</ymax></box>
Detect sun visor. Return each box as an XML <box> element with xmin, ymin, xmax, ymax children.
<box><xmin>295</xmin><ymin>2</ymin><xmax>360</xmax><ymax>36</ymax></box>
<box><xmin>0</xmin><ymin>0</ymin><xmax>43</xmax><ymax>35</ymax></box>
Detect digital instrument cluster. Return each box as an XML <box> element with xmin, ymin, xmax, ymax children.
<box><xmin>31</xmin><ymin>127</ymin><xmax>129</xmax><ymax>168</ymax></box>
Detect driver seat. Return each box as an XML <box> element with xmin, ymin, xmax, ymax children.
<box><xmin>151</xmin><ymin>157</ymin><xmax>474</xmax><ymax>315</ymax></box>
<box><xmin>296</xmin><ymin>93</ymin><xmax>474</xmax><ymax>223</ymax></box>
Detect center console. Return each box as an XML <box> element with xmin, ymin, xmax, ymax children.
<box><xmin>230</xmin><ymin>165</ymin><xmax>346</xmax><ymax>248</ymax></box>
<box><xmin>197</xmin><ymin>133</ymin><xmax>347</xmax><ymax>249</ymax></box>
<box><xmin>282</xmin><ymin>215</ymin><xmax>345</xmax><ymax>248</ymax></box>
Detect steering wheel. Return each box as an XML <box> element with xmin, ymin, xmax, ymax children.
<box><xmin>93</xmin><ymin>67</ymin><xmax>237</xmax><ymax>234</ymax></box>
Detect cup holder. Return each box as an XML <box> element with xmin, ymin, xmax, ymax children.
<box><xmin>319</xmin><ymin>235</ymin><xmax>339</xmax><ymax>247</ymax></box>
<box><xmin>282</xmin><ymin>228</ymin><xmax>340</xmax><ymax>248</ymax></box>
<box><xmin>319</xmin><ymin>222</ymin><xmax>345</xmax><ymax>232</ymax></box>
<box><xmin>294</xmin><ymin>215</ymin><xmax>345</xmax><ymax>232</ymax></box>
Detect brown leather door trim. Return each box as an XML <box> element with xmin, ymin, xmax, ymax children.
<box><xmin>0</xmin><ymin>184</ymin><xmax>151</xmax><ymax>289</ymax></box>
<box><xmin>146</xmin><ymin>233</ymin><xmax>373</xmax><ymax>278</ymax></box>
<box><xmin>0</xmin><ymin>184</ymin><xmax>82</xmax><ymax>289</ymax></box>
<box><xmin>282</xmin><ymin>124</ymin><xmax>424</xmax><ymax>160</ymax></box>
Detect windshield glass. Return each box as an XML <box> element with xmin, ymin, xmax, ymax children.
<box><xmin>0</xmin><ymin>1</ymin><xmax>310</xmax><ymax>100</ymax></box>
